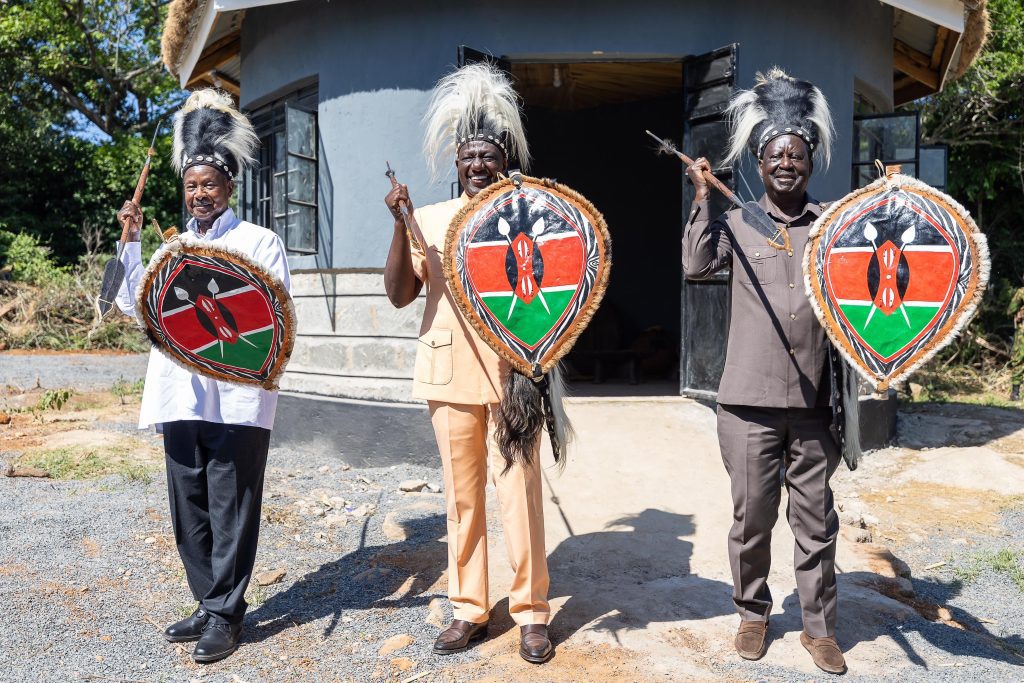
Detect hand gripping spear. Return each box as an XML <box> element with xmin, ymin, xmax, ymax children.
<box><xmin>384</xmin><ymin>161</ymin><xmax>430</xmax><ymax>253</ymax></box>
<box><xmin>96</xmin><ymin>121</ymin><xmax>163</xmax><ymax>317</ymax></box>
<box><xmin>645</xmin><ymin>129</ymin><xmax>792</xmax><ymax>252</ymax></box>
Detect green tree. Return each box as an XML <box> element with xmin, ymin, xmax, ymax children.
<box><xmin>916</xmin><ymin>0</ymin><xmax>1024</xmax><ymax>342</ymax></box>
<box><xmin>0</xmin><ymin>0</ymin><xmax>183</xmax><ymax>264</ymax></box>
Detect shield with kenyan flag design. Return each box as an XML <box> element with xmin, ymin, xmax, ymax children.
<box><xmin>137</xmin><ymin>238</ymin><xmax>296</xmax><ymax>390</ymax></box>
<box><xmin>444</xmin><ymin>174</ymin><xmax>612</xmax><ymax>378</ymax></box>
<box><xmin>805</xmin><ymin>171</ymin><xmax>988</xmax><ymax>390</ymax></box>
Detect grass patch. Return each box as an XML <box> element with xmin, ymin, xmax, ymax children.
<box><xmin>16</xmin><ymin>445</ymin><xmax>154</xmax><ymax>483</ymax></box>
<box><xmin>173</xmin><ymin>602</ymin><xmax>198</xmax><ymax>620</ymax></box>
<box><xmin>111</xmin><ymin>377</ymin><xmax>145</xmax><ymax>404</ymax></box>
<box><xmin>951</xmin><ymin>547</ymin><xmax>1024</xmax><ymax>592</ymax></box>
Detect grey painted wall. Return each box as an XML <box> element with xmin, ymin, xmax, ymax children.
<box><xmin>240</xmin><ymin>0</ymin><xmax>893</xmax><ymax>271</ymax></box>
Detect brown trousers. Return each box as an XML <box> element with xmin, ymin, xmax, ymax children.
<box><xmin>428</xmin><ymin>401</ymin><xmax>550</xmax><ymax>626</ymax></box>
<box><xmin>717</xmin><ymin>404</ymin><xmax>841</xmax><ymax>637</ymax></box>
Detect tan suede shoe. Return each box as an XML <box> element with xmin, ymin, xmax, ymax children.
<box><xmin>734</xmin><ymin>619</ymin><xmax>769</xmax><ymax>660</ymax></box>
<box><xmin>800</xmin><ymin>631</ymin><xmax>846</xmax><ymax>674</ymax></box>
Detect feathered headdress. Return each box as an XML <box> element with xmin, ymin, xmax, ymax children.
<box><xmin>724</xmin><ymin>67</ymin><xmax>835</xmax><ymax>169</ymax></box>
<box><xmin>422</xmin><ymin>62</ymin><xmax>530</xmax><ymax>180</ymax></box>
<box><xmin>172</xmin><ymin>89</ymin><xmax>258</xmax><ymax>179</ymax></box>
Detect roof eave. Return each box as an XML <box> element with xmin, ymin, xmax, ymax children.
<box><xmin>174</xmin><ymin>0</ymin><xmax>297</xmax><ymax>88</ymax></box>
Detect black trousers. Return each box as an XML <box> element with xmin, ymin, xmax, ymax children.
<box><xmin>162</xmin><ymin>420</ymin><xmax>271</xmax><ymax>624</ymax></box>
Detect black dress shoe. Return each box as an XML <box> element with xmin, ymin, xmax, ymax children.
<box><xmin>163</xmin><ymin>607</ymin><xmax>210</xmax><ymax>643</ymax></box>
<box><xmin>432</xmin><ymin>619</ymin><xmax>488</xmax><ymax>655</ymax></box>
<box><xmin>192</xmin><ymin>620</ymin><xmax>243</xmax><ymax>663</ymax></box>
<box><xmin>520</xmin><ymin>624</ymin><xmax>554</xmax><ymax>664</ymax></box>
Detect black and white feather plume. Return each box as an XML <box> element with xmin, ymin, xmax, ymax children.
<box><xmin>422</xmin><ymin>62</ymin><xmax>530</xmax><ymax>181</ymax></box>
<box><xmin>724</xmin><ymin>67</ymin><xmax>834</xmax><ymax>169</ymax></box>
<box><xmin>172</xmin><ymin>89</ymin><xmax>258</xmax><ymax>178</ymax></box>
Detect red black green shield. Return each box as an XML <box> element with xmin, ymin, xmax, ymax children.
<box><xmin>444</xmin><ymin>175</ymin><xmax>612</xmax><ymax>377</ymax></box>
<box><xmin>138</xmin><ymin>240</ymin><xmax>296</xmax><ymax>389</ymax></box>
<box><xmin>805</xmin><ymin>173</ymin><xmax>988</xmax><ymax>390</ymax></box>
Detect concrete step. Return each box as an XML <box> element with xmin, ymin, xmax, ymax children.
<box><xmin>293</xmin><ymin>293</ymin><xmax>423</xmax><ymax>337</ymax></box>
<box><xmin>288</xmin><ymin>335</ymin><xmax>416</xmax><ymax>378</ymax></box>
<box><xmin>280</xmin><ymin>371</ymin><xmax>416</xmax><ymax>403</ymax></box>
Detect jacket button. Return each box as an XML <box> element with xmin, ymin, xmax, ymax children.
<box><xmin>789</xmin><ymin>283</ymin><xmax>795</xmax><ymax>288</ymax></box>
<box><xmin>431</xmin><ymin>341</ymin><xmax>436</xmax><ymax>347</ymax></box>
<box><xmin>787</xmin><ymin>250</ymin><xmax>794</xmax><ymax>257</ymax></box>
<box><xmin>754</xmin><ymin>252</ymin><xmax>761</xmax><ymax>257</ymax></box>
<box><xmin>789</xmin><ymin>348</ymin><xmax>795</xmax><ymax>355</ymax></box>
<box><xmin>790</xmin><ymin>314</ymin><xmax>797</xmax><ymax>320</ymax></box>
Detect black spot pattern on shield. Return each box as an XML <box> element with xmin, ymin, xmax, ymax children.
<box><xmin>194</xmin><ymin>303</ymin><xmax>218</xmax><ymax>338</ymax></box>
<box><xmin>503</xmin><ymin>245</ymin><xmax>545</xmax><ymax>289</ymax></box>
<box><xmin>867</xmin><ymin>251</ymin><xmax>911</xmax><ymax>299</ymax></box>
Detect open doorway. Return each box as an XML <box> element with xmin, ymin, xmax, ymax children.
<box><xmin>510</xmin><ymin>59</ymin><xmax>685</xmax><ymax>396</ymax></box>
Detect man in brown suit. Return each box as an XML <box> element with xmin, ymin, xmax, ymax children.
<box><xmin>382</xmin><ymin>62</ymin><xmax>553</xmax><ymax>664</ymax></box>
<box><xmin>682</xmin><ymin>69</ymin><xmax>846</xmax><ymax>675</ymax></box>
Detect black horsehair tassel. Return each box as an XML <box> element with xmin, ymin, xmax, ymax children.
<box><xmin>495</xmin><ymin>367</ymin><xmax>575</xmax><ymax>473</ymax></box>
<box><xmin>496</xmin><ymin>372</ymin><xmax>544</xmax><ymax>473</ymax></box>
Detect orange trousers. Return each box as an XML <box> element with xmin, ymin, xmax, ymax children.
<box><xmin>428</xmin><ymin>401</ymin><xmax>550</xmax><ymax>626</ymax></box>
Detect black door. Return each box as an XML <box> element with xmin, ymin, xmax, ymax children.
<box><xmin>679</xmin><ymin>44</ymin><xmax>737</xmax><ymax>399</ymax></box>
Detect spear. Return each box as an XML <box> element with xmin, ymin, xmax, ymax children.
<box><xmin>384</xmin><ymin>161</ymin><xmax>430</xmax><ymax>253</ymax></box>
<box><xmin>645</xmin><ymin>129</ymin><xmax>791</xmax><ymax>252</ymax></box>
<box><xmin>97</xmin><ymin>121</ymin><xmax>163</xmax><ymax>317</ymax></box>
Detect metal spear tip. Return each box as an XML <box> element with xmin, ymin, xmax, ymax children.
<box><xmin>147</xmin><ymin>117</ymin><xmax>165</xmax><ymax>152</ymax></box>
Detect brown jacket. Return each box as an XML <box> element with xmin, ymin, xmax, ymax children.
<box><xmin>683</xmin><ymin>193</ymin><xmax>829</xmax><ymax>408</ymax></box>
<box><xmin>408</xmin><ymin>195</ymin><xmax>505</xmax><ymax>404</ymax></box>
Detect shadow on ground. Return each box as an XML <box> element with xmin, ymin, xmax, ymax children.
<box><xmin>545</xmin><ymin>509</ymin><xmax>734</xmax><ymax>645</ymax></box>
<box><xmin>898</xmin><ymin>402</ymin><xmax>1024</xmax><ymax>449</ymax></box>
<box><xmin>796</xmin><ymin>570</ymin><xmax>1024</xmax><ymax>669</ymax></box>
<box><xmin>245</xmin><ymin>513</ymin><xmax>447</xmax><ymax>643</ymax></box>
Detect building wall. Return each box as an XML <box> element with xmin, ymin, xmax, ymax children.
<box><xmin>240</xmin><ymin>0</ymin><xmax>893</xmax><ymax>401</ymax></box>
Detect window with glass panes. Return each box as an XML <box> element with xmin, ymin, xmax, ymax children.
<box><xmin>241</xmin><ymin>84</ymin><xmax>319</xmax><ymax>254</ymax></box>
<box><xmin>851</xmin><ymin>111</ymin><xmax>947</xmax><ymax>190</ymax></box>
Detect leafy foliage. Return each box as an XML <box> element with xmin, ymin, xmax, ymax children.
<box><xmin>0</xmin><ymin>230</ymin><xmax>72</xmax><ymax>286</ymax></box>
<box><xmin>38</xmin><ymin>387</ymin><xmax>73</xmax><ymax>411</ymax></box>
<box><xmin>915</xmin><ymin>0</ymin><xmax>1024</xmax><ymax>344</ymax></box>
<box><xmin>0</xmin><ymin>0</ymin><xmax>184</xmax><ymax>265</ymax></box>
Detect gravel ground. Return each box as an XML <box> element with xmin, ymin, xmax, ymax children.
<box><xmin>2</xmin><ymin>352</ymin><xmax>1024</xmax><ymax>681</ymax></box>
<box><xmin>0</xmin><ymin>352</ymin><xmax>149</xmax><ymax>391</ymax></box>
<box><xmin>0</xmin><ymin>442</ymin><xmax>497</xmax><ymax>682</ymax></box>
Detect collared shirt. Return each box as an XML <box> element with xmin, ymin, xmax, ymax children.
<box><xmin>683</xmin><ymin>193</ymin><xmax>829</xmax><ymax>408</ymax></box>
<box><xmin>116</xmin><ymin>208</ymin><xmax>291</xmax><ymax>430</ymax></box>
<box><xmin>407</xmin><ymin>194</ymin><xmax>505</xmax><ymax>405</ymax></box>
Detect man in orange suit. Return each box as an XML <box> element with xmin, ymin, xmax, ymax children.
<box><xmin>382</xmin><ymin>62</ymin><xmax>553</xmax><ymax>664</ymax></box>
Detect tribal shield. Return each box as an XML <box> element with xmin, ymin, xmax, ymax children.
<box><xmin>805</xmin><ymin>171</ymin><xmax>988</xmax><ymax>390</ymax></box>
<box><xmin>137</xmin><ymin>238</ymin><xmax>296</xmax><ymax>390</ymax></box>
<box><xmin>444</xmin><ymin>174</ymin><xmax>612</xmax><ymax>378</ymax></box>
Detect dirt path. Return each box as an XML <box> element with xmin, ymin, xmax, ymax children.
<box><xmin>1</xmin><ymin>353</ymin><xmax>1023</xmax><ymax>682</ymax></box>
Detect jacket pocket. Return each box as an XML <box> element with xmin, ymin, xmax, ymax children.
<box><xmin>737</xmin><ymin>244</ymin><xmax>777</xmax><ymax>285</ymax></box>
<box><xmin>414</xmin><ymin>328</ymin><xmax>454</xmax><ymax>385</ymax></box>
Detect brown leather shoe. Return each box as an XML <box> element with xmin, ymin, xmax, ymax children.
<box><xmin>519</xmin><ymin>624</ymin><xmax>554</xmax><ymax>663</ymax></box>
<box><xmin>800</xmin><ymin>631</ymin><xmax>846</xmax><ymax>674</ymax></box>
<box><xmin>734</xmin><ymin>619</ymin><xmax>769</xmax><ymax>660</ymax></box>
<box><xmin>432</xmin><ymin>619</ymin><xmax>488</xmax><ymax>655</ymax></box>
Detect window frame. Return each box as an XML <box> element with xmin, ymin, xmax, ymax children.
<box><xmin>851</xmin><ymin>111</ymin><xmax>920</xmax><ymax>190</ymax></box>
<box><xmin>241</xmin><ymin>83</ymin><xmax>319</xmax><ymax>255</ymax></box>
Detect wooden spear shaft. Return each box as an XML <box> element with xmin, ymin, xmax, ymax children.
<box><xmin>644</xmin><ymin>129</ymin><xmax>744</xmax><ymax>208</ymax></box>
<box><xmin>384</xmin><ymin>161</ymin><xmax>428</xmax><ymax>251</ymax></box>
